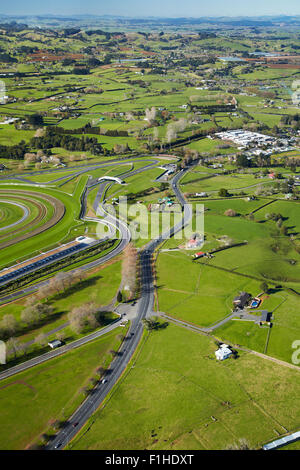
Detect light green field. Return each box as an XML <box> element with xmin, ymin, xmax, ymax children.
<box><xmin>69</xmin><ymin>324</ymin><xmax>300</xmax><ymax>450</ymax></box>
<box><xmin>157</xmin><ymin>251</ymin><xmax>261</xmax><ymax>327</ymax></box>
<box><xmin>0</xmin><ymin>328</ymin><xmax>125</xmax><ymax>450</ymax></box>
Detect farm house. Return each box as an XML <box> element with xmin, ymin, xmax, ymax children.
<box><xmin>215</xmin><ymin>344</ymin><xmax>233</xmax><ymax>361</ymax></box>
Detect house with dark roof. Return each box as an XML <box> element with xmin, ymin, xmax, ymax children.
<box><xmin>233</xmin><ymin>292</ymin><xmax>251</xmax><ymax>309</ymax></box>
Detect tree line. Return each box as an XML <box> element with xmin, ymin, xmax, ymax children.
<box><xmin>30</xmin><ymin>127</ymin><xmax>103</xmax><ymax>155</ymax></box>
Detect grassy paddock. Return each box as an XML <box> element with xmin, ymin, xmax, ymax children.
<box><xmin>70</xmin><ymin>324</ymin><xmax>300</xmax><ymax>450</ymax></box>
<box><xmin>0</xmin><ymin>328</ymin><xmax>125</xmax><ymax>450</ymax></box>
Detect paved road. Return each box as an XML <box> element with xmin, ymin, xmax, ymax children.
<box><xmin>0</xmin><ymin>157</ymin><xmax>161</xmax><ymax>305</ymax></box>
<box><xmin>46</xmin><ymin>166</ymin><xmax>193</xmax><ymax>450</ymax></box>
<box><xmin>0</xmin><ymin>158</ymin><xmax>166</xmax><ymax>376</ymax></box>
<box><xmin>0</xmin><ymin>318</ymin><xmax>122</xmax><ymax>382</ymax></box>
<box><xmin>0</xmin><ymin>157</ymin><xmax>159</xmax><ymax>186</ymax></box>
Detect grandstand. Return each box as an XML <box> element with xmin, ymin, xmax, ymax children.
<box><xmin>0</xmin><ymin>237</ymin><xmax>96</xmax><ymax>286</ymax></box>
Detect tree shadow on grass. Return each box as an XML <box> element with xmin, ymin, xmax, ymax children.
<box><xmin>267</xmin><ymin>286</ymin><xmax>283</xmax><ymax>294</ymax></box>
<box><xmin>96</xmin><ymin>311</ymin><xmax>117</xmax><ymax>326</ymax></box>
<box><xmin>286</xmin><ymin>225</ymin><xmax>298</xmax><ymax>236</ymax></box>
<box><xmin>1</xmin><ymin>310</ymin><xmax>68</xmax><ymax>342</ymax></box>
<box><xmin>155</xmin><ymin>284</ymin><xmax>166</xmax><ymax>290</ymax></box>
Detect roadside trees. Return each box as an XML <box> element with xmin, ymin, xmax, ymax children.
<box><xmin>121</xmin><ymin>243</ymin><xmax>138</xmax><ymax>300</ymax></box>
<box><xmin>1</xmin><ymin>314</ymin><xmax>18</xmax><ymax>337</ymax></box>
<box><xmin>68</xmin><ymin>303</ymin><xmax>99</xmax><ymax>334</ymax></box>
<box><xmin>34</xmin><ymin>333</ymin><xmax>48</xmax><ymax>347</ymax></box>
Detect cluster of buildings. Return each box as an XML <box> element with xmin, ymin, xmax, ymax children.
<box><xmin>184</xmin><ymin>233</ymin><xmax>204</xmax><ymax>250</ymax></box>
<box><xmin>215</xmin><ymin>290</ymin><xmax>273</xmax><ymax>361</ymax></box>
<box><xmin>215</xmin><ymin>129</ymin><xmax>276</xmax><ymax>149</ymax></box>
<box><xmin>215</xmin><ymin>129</ymin><xmax>297</xmax><ymax>156</ymax></box>
<box><xmin>233</xmin><ymin>291</ymin><xmax>272</xmax><ymax>325</ymax></box>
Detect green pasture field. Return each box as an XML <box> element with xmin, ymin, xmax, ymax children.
<box><xmin>180</xmin><ymin>172</ymin><xmax>271</xmax><ymax>195</ymax></box>
<box><xmin>203</xmin><ymin>198</ymin><xmax>271</xmax><ymax>216</ymax></box>
<box><xmin>186</xmin><ymin>138</ymin><xmax>237</xmax><ymax>155</ymax></box>
<box><xmin>247</xmin><ymin>112</ymin><xmax>282</xmax><ymax>128</ymax></box>
<box><xmin>254</xmin><ymin>199</ymin><xmax>300</xmax><ymax>235</ymax></box>
<box><xmin>70</xmin><ymin>324</ymin><xmax>300</xmax><ymax>450</ymax></box>
<box><xmin>0</xmin><ymin>125</ymin><xmax>35</xmax><ymax>145</ymax></box>
<box><xmin>202</xmin><ymin>200</ymin><xmax>300</xmax><ymax>280</ymax></box>
<box><xmin>205</xmin><ymin>237</ymin><xmax>300</xmax><ymax>283</ymax></box>
<box><xmin>156</xmin><ymin>251</ymin><xmax>262</xmax><ymax>327</ymax></box>
<box><xmin>236</xmin><ymin>66</ymin><xmax>300</xmax><ymax>81</ymax></box>
<box><xmin>215</xmin><ymin>320</ymin><xmax>269</xmax><ymax>353</ymax></box>
<box><xmin>0</xmin><ymin>328</ymin><xmax>126</xmax><ymax>450</ymax></box>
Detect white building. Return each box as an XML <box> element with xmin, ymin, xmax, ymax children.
<box><xmin>215</xmin><ymin>344</ymin><xmax>233</xmax><ymax>361</ymax></box>
<box><xmin>48</xmin><ymin>340</ymin><xmax>63</xmax><ymax>349</ymax></box>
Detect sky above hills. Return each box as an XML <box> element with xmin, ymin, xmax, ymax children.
<box><xmin>1</xmin><ymin>0</ymin><xmax>300</xmax><ymax>18</ymax></box>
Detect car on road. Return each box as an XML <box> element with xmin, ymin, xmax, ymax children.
<box><xmin>54</xmin><ymin>443</ymin><xmax>62</xmax><ymax>449</ymax></box>
<box><xmin>101</xmin><ymin>379</ymin><xmax>107</xmax><ymax>384</ymax></box>
<box><xmin>72</xmin><ymin>422</ymin><xmax>79</xmax><ymax>428</ymax></box>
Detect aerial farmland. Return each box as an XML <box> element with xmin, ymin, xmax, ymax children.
<box><xmin>0</xmin><ymin>10</ymin><xmax>299</xmax><ymax>454</ymax></box>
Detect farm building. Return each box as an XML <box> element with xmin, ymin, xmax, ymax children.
<box><xmin>233</xmin><ymin>292</ymin><xmax>251</xmax><ymax>309</ymax></box>
<box><xmin>192</xmin><ymin>251</ymin><xmax>205</xmax><ymax>259</ymax></box>
<box><xmin>260</xmin><ymin>310</ymin><xmax>272</xmax><ymax>325</ymax></box>
<box><xmin>215</xmin><ymin>344</ymin><xmax>233</xmax><ymax>361</ymax></box>
<box><xmin>48</xmin><ymin>340</ymin><xmax>63</xmax><ymax>349</ymax></box>
<box><xmin>263</xmin><ymin>430</ymin><xmax>300</xmax><ymax>450</ymax></box>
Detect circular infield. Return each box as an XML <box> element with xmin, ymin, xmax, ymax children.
<box><xmin>0</xmin><ymin>190</ymin><xmax>65</xmax><ymax>250</ymax></box>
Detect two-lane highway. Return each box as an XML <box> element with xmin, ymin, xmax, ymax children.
<box><xmin>47</xmin><ymin>166</ymin><xmax>193</xmax><ymax>450</ymax></box>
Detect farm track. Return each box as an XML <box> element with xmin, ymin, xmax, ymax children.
<box><xmin>0</xmin><ymin>190</ymin><xmax>65</xmax><ymax>250</ymax></box>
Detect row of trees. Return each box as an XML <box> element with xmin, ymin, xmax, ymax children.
<box><xmin>52</xmin><ymin>123</ymin><xmax>129</xmax><ymax>137</ymax></box>
<box><xmin>31</xmin><ymin>127</ymin><xmax>103</xmax><ymax>155</ymax></box>
<box><xmin>0</xmin><ymin>300</ymin><xmax>53</xmax><ymax>342</ymax></box>
<box><xmin>121</xmin><ymin>243</ymin><xmax>138</xmax><ymax>300</ymax></box>
<box><xmin>1</xmin><ymin>270</ymin><xmax>86</xmax><ymax>338</ymax></box>
<box><xmin>0</xmin><ymin>141</ymin><xmax>28</xmax><ymax>160</ymax></box>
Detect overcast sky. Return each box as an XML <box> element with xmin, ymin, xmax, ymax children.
<box><xmin>1</xmin><ymin>0</ymin><xmax>300</xmax><ymax>17</ymax></box>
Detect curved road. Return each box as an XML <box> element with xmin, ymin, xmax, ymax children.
<box><xmin>0</xmin><ymin>157</ymin><xmax>161</xmax><ymax>305</ymax></box>
<box><xmin>46</xmin><ymin>166</ymin><xmax>193</xmax><ymax>450</ymax></box>
<box><xmin>0</xmin><ymin>157</ymin><xmax>168</xmax><ymax>378</ymax></box>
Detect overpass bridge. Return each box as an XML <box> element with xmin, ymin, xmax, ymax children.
<box><xmin>98</xmin><ymin>176</ymin><xmax>125</xmax><ymax>185</ymax></box>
